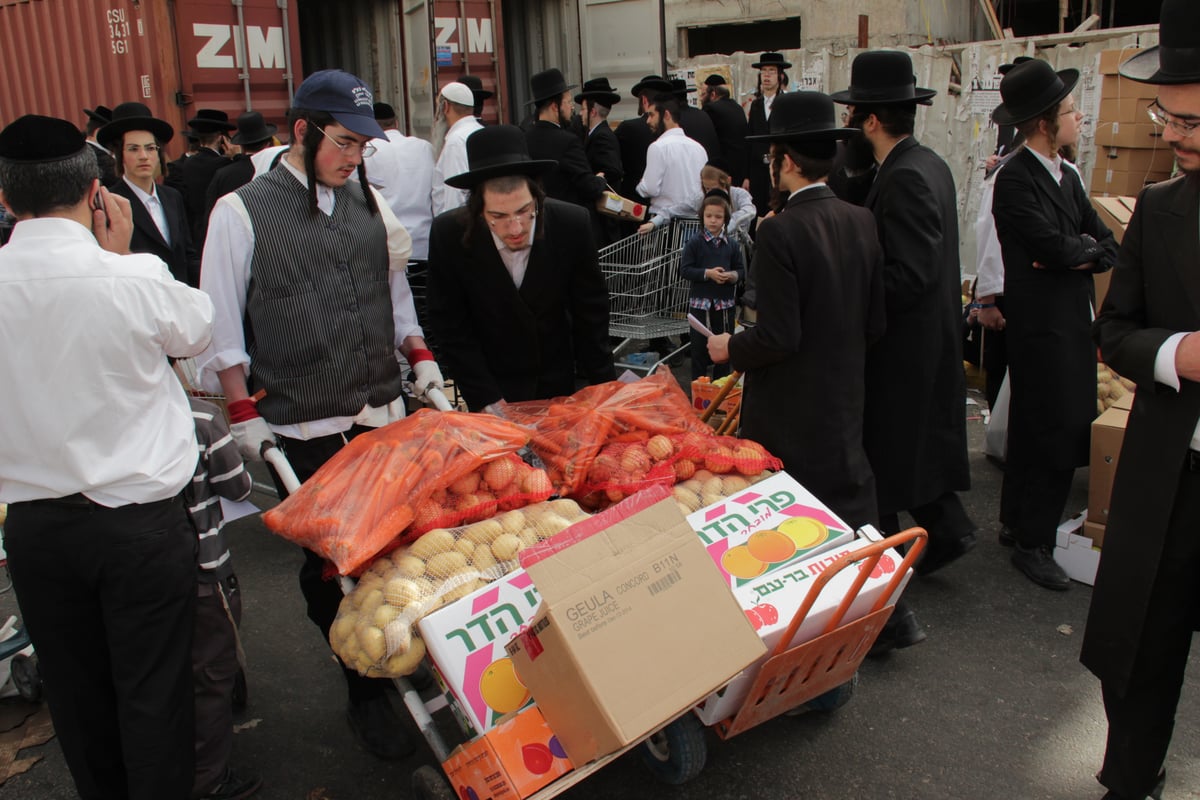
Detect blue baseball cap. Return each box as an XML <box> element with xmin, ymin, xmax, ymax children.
<box><xmin>293</xmin><ymin>69</ymin><xmax>386</xmax><ymax>139</ymax></box>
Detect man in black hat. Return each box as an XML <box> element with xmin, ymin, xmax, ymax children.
<box><xmin>100</xmin><ymin>101</ymin><xmax>200</xmax><ymax>287</ymax></box>
<box><xmin>203</xmin><ymin>111</ymin><xmax>279</xmax><ymax>228</ymax></box>
<box><xmin>0</xmin><ymin>113</ymin><xmax>214</xmax><ymax>800</ymax></box>
<box><xmin>174</xmin><ymin>109</ymin><xmax>236</xmax><ymax>248</ymax></box>
<box><xmin>458</xmin><ymin>74</ymin><xmax>494</xmax><ymax>121</ymax></box>
<box><xmin>426</xmin><ymin>124</ymin><xmax>616</xmax><ymax>411</ymax></box>
<box><xmin>525</xmin><ymin>68</ymin><xmax>607</xmax><ymax>210</ymax></box>
<box><xmin>671</xmin><ymin>78</ymin><xmax>721</xmax><ymax>163</ymax></box>
<box><xmin>701</xmin><ymin>74</ymin><xmax>750</xmax><ymax>187</ymax></box>
<box><xmin>747</xmin><ymin>52</ymin><xmax>791</xmax><ymax>215</ymax></box>
<box><xmin>707</xmin><ymin>91</ymin><xmax>886</xmax><ymax>553</ymax></box>
<box><xmin>832</xmin><ymin>51</ymin><xmax>975</xmax><ymax>636</ymax></box>
<box><xmin>614</xmin><ymin>74</ymin><xmax>671</xmax><ymax>205</ymax></box>
<box><xmin>200</xmin><ymin>69</ymin><xmax>443</xmax><ymax>761</ymax></box>
<box><xmin>990</xmin><ymin>60</ymin><xmax>1116</xmax><ymax>591</ymax></box>
<box><xmin>1083</xmin><ymin>2</ymin><xmax>1200</xmax><ymax>795</ymax></box>
<box><xmin>83</xmin><ymin>105</ymin><xmax>117</xmax><ymax>185</ymax></box>
<box><xmin>576</xmin><ymin>78</ymin><xmax>625</xmax><ymax>246</ymax></box>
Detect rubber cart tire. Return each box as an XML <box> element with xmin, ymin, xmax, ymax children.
<box><xmin>803</xmin><ymin>671</ymin><xmax>858</xmax><ymax>713</ymax></box>
<box><xmin>638</xmin><ymin>713</ymin><xmax>707</xmax><ymax>785</ymax></box>
<box><xmin>411</xmin><ymin>765</ymin><xmax>456</xmax><ymax>800</ymax></box>
<box><xmin>11</xmin><ymin>653</ymin><xmax>41</xmax><ymax>704</ymax></box>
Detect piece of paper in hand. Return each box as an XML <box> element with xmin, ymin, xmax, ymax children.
<box><xmin>687</xmin><ymin>313</ymin><xmax>714</xmax><ymax>338</ymax></box>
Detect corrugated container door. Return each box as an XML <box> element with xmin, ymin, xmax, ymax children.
<box><xmin>430</xmin><ymin>0</ymin><xmax>508</xmax><ymax>125</ymax></box>
<box><xmin>171</xmin><ymin>0</ymin><xmax>301</xmax><ymax>141</ymax></box>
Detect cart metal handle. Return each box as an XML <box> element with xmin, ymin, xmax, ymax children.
<box><xmin>770</xmin><ymin>528</ymin><xmax>927</xmax><ymax>659</ymax></box>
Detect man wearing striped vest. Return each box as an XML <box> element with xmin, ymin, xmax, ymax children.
<box><xmin>200</xmin><ymin>69</ymin><xmax>444</xmax><ymax>761</ymax></box>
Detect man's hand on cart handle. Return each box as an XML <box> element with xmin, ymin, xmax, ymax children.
<box><xmin>227</xmin><ymin>396</ymin><xmax>276</xmax><ymax>462</ymax></box>
<box><xmin>409</xmin><ymin>349</ymin><xmax>445</xmax><ymax>404</ymax></box>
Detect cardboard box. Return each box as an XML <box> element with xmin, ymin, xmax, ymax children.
<box><xmin>1095</xmin><ymin>121</ymin><xmax>1164</xmax><ymax>149</ymax></box>
<box><xmin>1054</xmin><ymin>512</ymin><xmax>1100</xmax><ymax>585</ymax></box>
<box><xmin>1090</xmin><ymin>195</ymin><xmax>1136</xmax><ymax>244</ymax></box>
<box><xmin>506</xmin><ymin>488</ymin><xmax>766</xmax><ymax>766</ymax></box>
<box><xmin>1083</xmin><ymin>519</ymin><xmax>1107</xmax><ymax>550</ymax></box>
<box><xmin>1095</xmin><ymin>146</ymin><xmax>1177</xmax><ymax>175</ymax></box>
<box><xmin>692</xmin><ymin>533</ymin><xmax>909</xmax><ymax>725</ymax></box>
<box><xmin>691</xmin><ymin>379</ymin><xmax>742</xmax><ymax>414</ymax></box>
<box><xmin>1099</xmin><ymin>96</ymin><xmax>1155</xmax><ymax>125</ymax></box>
<box><xmin>419</xmin><ymin>569</ymin><xmax>542</xmax><ymax>735</ymax></box>
<box><xmin>685</xmin><ymin>471</ymin><xmax>857</xmax><ymax>592</ymax></box>
<box><xmin>1090</xmin><ymin>168</ymin><xmax>1168</xmax><ymax>197</ymax></box>
<box><xmin>442</xmin><ymin>705</ymin><xmax>574</xmax><ymax>800</ymax></box>
<box><xmin>596</xmin><ymin>191</ymin><xmax>646</xmax><ymax>222</ymax></box>
<box><xmin>1088</xmin><ymin>404</ymin><xmax>1129</xmax><ymax>527</ymax></box>
<box><xmin>1099</xmin><ymin>48</ymin><xmax>1144</xmax><ymax>76</ymax></box>
<box><xmin>1101</xmin><ymin>75</ymin><xmax>1158</xmax><ymax>101</ymax></box>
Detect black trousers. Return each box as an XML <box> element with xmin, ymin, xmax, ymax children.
<box><xmin>981</xmin><ymin>297</ymin><xmax>1009</xmax><ymax>412</ymax></box>
<box><xmin>1000</xmin><ymin>463</ymin><xmax>1075</xmax><ymax>549</ymax></box>
<box><xmin>880</xmin><ymin>490</ymin><xmax>976</xmax><ymax>550</ymax></box>
<box><xmin>264</xmin><ymin>425</ymin><xmax>389</xmax><ymax>706</ymax></box>
<box><xmin>1099</xmin><ymin>464</ymin><xmax>1200</xmax><ymax>798</ymax></box>
<box><xmin>688</xmin><ymin>305</ymin><xmax>735</xmax><ymax>382</ymax></box>
<box><xmin>193</xmin><ymin>576</ymin><xmax>242</xmax><ymax>797</ymax></box>
<box><xmin>4</xmin><ymin>495</ymin><xmax>196</xmax><ymax>800</ymax></box>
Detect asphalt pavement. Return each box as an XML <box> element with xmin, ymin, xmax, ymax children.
<box><xmin>2</xmin><ymin>387</ymin><xmax>1198</xmax><ymax>800</ymax></box>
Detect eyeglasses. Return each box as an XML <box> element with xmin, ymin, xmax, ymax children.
<box><xmin>124</xmin><ymin>144</ymin><xmax>160</xmax><ymax>154</ymax></box>
<box><xmin>316</xmin><ymin>126</ymin><xmax>377</xmax><ymax>157</ymax></box>
<box><xmin>484</xmin><ymin>208</ymin><xmax>538</xmax><ymax>229</ymax></box>
<box><xmin>1147</xmin><ymin>102</ymin><xmax>1199</xmax><ymax>137</ymax></box>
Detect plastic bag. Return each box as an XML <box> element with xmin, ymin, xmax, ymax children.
<box><xmin>262</xmin><ymin>409</ymin><xmax>540</xmax><ymax>576</ymax></box>
<box><xmin>329</xmin><ymin>499</ymin><xmax>590</xmax><ymax>677</ymax></box>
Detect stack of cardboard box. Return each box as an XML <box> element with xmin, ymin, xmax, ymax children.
<box><xmin>1092</xmin><ymin>48</ymin><xmax>1175</xmax><ymax>197</ymax></box>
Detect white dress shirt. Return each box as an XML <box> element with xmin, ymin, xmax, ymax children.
<box><xmin>123</xmin><ymin>176</ymin><xmax>171</xmax><ymax>244</ymax></box>
<box><xmin>433</xmin><ymin>116</ymin><xmax>484</xmax><ymax>215</ymax></box>
<box><xmin>636</xmin><ymin>127</ymin><xmax>707</xmax><ymax>222</ymax></box>
<box><xmin>489</xmin><ymin>219</ymin><xmax>537</xmax><ymax>289</ymax></box>
<box><xmin>0</xmin><ymin>218</ymin><xmax>213</xmax><ymax>505</ymax></box>
<box><xmin>250</xmin><ymin>144</ymin><xmax>289</xmax><ymax>177</ymax></box>
<box><xmin>199</xmin><ymin>156</ymin><xmax>421</xmax><ymax>440</ymax></box>
<box><xmin>366</xmin><ymin>130</ymin><xmax>436</xmax><ymax>260</ymax></box>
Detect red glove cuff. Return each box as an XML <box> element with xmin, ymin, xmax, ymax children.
<box><xmin>227</xmin><ymin>397</ymin><xmax>260</xmax><ymax>423</ymax></box>
<box><xmin>409</xmin><ymin>348</ymin><xmax>435</xmax><ymax>364</ymax></box>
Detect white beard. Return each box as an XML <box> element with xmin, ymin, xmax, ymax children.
<box><xmin>431</xmin><ymin>115</ymin><xmax>450</xmax><ymax>159</ymax></box>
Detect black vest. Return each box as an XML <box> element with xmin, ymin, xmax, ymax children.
<box><xmin>238</xmin><ymin>168</ymin><xmax>402</xmax><ymax>424</ymax></box>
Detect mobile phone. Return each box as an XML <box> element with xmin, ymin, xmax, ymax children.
<box><xmin>92</xmin><ymin>188</ymin><xmax>108</xmax><ymax>226</ymax></box>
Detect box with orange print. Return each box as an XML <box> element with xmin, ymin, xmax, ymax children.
<box><xmin>441</xmin><ymin>704</ymin><xmax>573</xmax><ymax>800</ymax></box>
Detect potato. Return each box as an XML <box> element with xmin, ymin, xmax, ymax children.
<box><xmin>1097</xmin><ymin>382</ymin><xmax>1111</xmax><ymax>399</ymax></box>
<box><xmin>330</xmin><ymin>613</ymin><xmax>356</xmax><ymax>646</ymax></box>
<box><xmin>355</xmin><ymin>588</ymin><xmax>384</xmax><ymax>616</ymax></box>
<box><xmin>455</xmin><ymin>538</ymin><xmax>476</xmax><ymax>559</ymax></box>
<box><xmin>464</xmin><ymin>518</ymin><xmax>505</xmax><ymax>545</ymax></box>
<box><xmin>722</xmin><ymin>475</ymin><xmax>750</xmax><ymax>494</ymax></box>
<box><xmin>358</xmin><ymin>625</ymin><xmax>387</xmax><ymax>662</ymax></box>
<box><xmin>701</xmin><ymin>477</ymin><xmax>724</xmax><ymax>497</ymax></box>
<box><xmin>410</xmin><ymin>528</ymin><xmax>455</xmax><ymax>560</ymax></box>
<box><xmin>492</xmin><ymin>533</ymin><xmax>524</xmax><ymax>561</ymax></box>
<box><xmin>673</xmin><ymin>486</ymin><xmax>700</xmax><ymax>512</ymax></box>
<box><xmin>472</xmin><ymin>544</ymin><xmax>498</xmax><ymax>571</ymax></box>
<box><xmin>547</xmin><ymin>499</ymin><xmax>585</xmax><ymax>520</ymax></box>
<box><xmin>373</xmin><ymin>604</ymin><xmax>401</xmax><ymax>628</ymax></box>
<box><xmin>442</xmin><ymin>574</ymin><xmax>485</xmax><ymax>603</ymax></box>
<box><xmin>382</xmin><ymin>636</ymin><xmax>426</xmax><ymax>676</ymax></box>
<box><xmin>498</xmin><ymin>510</ymin><xmax>527</xmax><ymax>535</ymax></box>
<box><xmin>700</xmin><ymin>491</ymin><xmax>724</xmax><ymax>507</ymax></box>
<box><xmin>390</xmin><ymin>553</ymin><xmax>426</xmax><ymax>578</ymax></box>
<box><xmin>427</xmin><ymin>551</ymin><xmax>468</xmax><ymax>578</ymax></box>
<box><xmin>383</xmin><ymin>577</ymin><xmax>425</xmax><ymax>607</ymax></box>
<box><xmin>536</xmin><ymin>514</ymin><xmax>572</xmax><ymax>538</ymax></box>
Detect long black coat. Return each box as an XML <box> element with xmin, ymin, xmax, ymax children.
<box><xmin>614</xmin><ymin>115</ymin><xmax>655</xmax><ymax>202</ymax></box>
<box><xmin>746</xmin><ymin>96</ymin><xmax>774</xmax><ymax>214</ymax></box>
<box><xmin>425</xmin><ymin>198</ymin><xmax>617</xmax><ymax>410</ymax></box>
<box><xmin>110</xmin><ymin>179</ymin><xmax>200</xmax><ymax>286</ymax></box>
<box><xmin>203</xmin><ymin>155</ymin><xmax>256</xmax><ymax>241</ymax></box>
<box><xmin>992</xmin><ymin>150</ymin><xmax>1117</xmax><ymax>469</ymax></box>
<box><xmin>585</xmin><ymin>122</ymin><xmax>623</xmax><ymax>190</ymax></box>
<box><xmin>729</xmin><ymin>186</ymin><xmax>886</xmax><ymax>528</ymax></box>
<box><xmin>178</xmin><ymin>148</ymin><xmax>231</xmax><ymax>247</ymax></box>
<box><xmin>677</xmin><ymin>105</ymin><xmax>721</xmax><ymax>163</ymax></box>
<box><xmin>703</xmin><ymin>98</ymin><xmax>749</xmax><ymax>185</ymax></box>
<box><xmin>525</xmin><ymin>121</ymin><xmax>607</xmax><ymax>208</ymax></box>
<box><xmin>1083</xmin><ymin>174</ymin><xmax>1200</xmax><ymax>693</ymax></box>
<box><xmin>860</xmin><ymin>137</ymin><xmax>970</xmax><ymax>516</ymax></box>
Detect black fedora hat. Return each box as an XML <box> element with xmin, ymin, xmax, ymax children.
<box><xmin>97</xmin><ymin>101</ymin><xmax>175</xmax><ymax>148</ymax></box>
<box><xmin>230</xmin><ymin>111</ymin><xmax>277</xmax><ymax>146</ymax></box>
<box><xmin>529</xmin><ymin>68</ymin><xmax>576</xmax><ymax>105</ymax></box>
<box><xmin>575</xmin><ymin>77</ymin><xmax>621</xmax><ymax>107</ymax></box>
<box><xmin>752</xmin><ymin>52</ymin><xmax>792</xmax><ymax>70</ymax></box>
<box><xmin>83</xmin><ymin>105</ymin><xmax>113</xmax><ymax>125</ymax></box>
<box><xmin>670</xmin><ymin>78</ymin><xmax>689</xmax><ymax>102</ymax></box>
<box><xmin>998</xmin><ymin>56</ymin><xmax>1034</xmax><ymax>76</ymax></box>
<box><xmin>444</xmin><ymin>124</ymin><xmax>557</xmax><ymax>189</ymax></box>
<box><xmin>186</xmin><ymin>108</ymin><xmax>237</xmax><ymax>133</ymax></box>
<box><xmin>992</xmin><ymin>60</ymin><xmax>1079</xmax><ymax>126</ymax></box>
<box><xmin>1119</xmin><ymin>0</ymin><xmax>1200</xmax><ymax>85</ymax></box>
<box><xmin>458</xmin><ymin>75</ymin><xmax>494</xmax><ymax>102</ymax></box>
<box><xmin>746</xmin><ymin>91</ymin><xmax>857</xmax><ymax>143</ymax></box>
<box><xmin>630</xmin><ymin>74</ymin><xmax>672</xmax><ymax>98</ymax></box>
<box><xmin>830</xmin><ymin>51</ymin><xmax>936</xmax><ymax>106</ymax></box>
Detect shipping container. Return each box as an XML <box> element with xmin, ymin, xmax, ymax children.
<box><xmin>0</xmin><ymin>0</ymin><xmax>301</xmax><ymax>159</ymax></box>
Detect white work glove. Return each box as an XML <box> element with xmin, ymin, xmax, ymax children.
<box><xmin>412</xmin><ymin>359</ymin><xmax>445</xmax><ymax>402</ymax></box>
<box><xmin>229</xmin><ymin>416</ymin><xmax>276</xmax><ymax>462</ymax></box>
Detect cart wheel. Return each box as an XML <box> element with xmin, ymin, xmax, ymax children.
<box><xmin>638</xmin><ymin>713</ymin><xmax>707</xmax><ymax>785</ymax></box>
<box><xmin>11</xmin><ymin>654</ymin><xmax>41</xmax><ymax>704</ymax></box>
<box><xmin>802</xmin><ymin>671</ymin><xmax>858</xmax><ymax>713</ymax></box>
<box><xmin>411</xmin><ymin>765</ymin><xmax>456</xmax><ymax>800</ymax></box>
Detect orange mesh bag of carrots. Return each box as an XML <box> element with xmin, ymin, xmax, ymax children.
<box><xmin>262</xmin><ymin>408</ymin><xmax>551</xmax><ymax>575</ymax></box>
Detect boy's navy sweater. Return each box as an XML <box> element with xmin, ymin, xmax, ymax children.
<box><xmin>679</xmin><ymin>232</ymin><xmax>745</xmax><ymax>302</ymax></box>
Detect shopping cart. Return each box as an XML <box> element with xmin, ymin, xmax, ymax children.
<box><xmin>263</xmin><ymin>429</ymin><xmax>924</xmax><ymax>798</ymax></box>
<box><xmin>598</xmin><ymin>217</ymin><xmax>702</xmax><ymax>374</ymax></box>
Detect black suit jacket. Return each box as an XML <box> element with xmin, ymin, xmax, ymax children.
<box><xmin>525</xmin><ymin>121</ymin><xmax>607</xmax><ymax>208</ymax></box>
<box><xmin>203</xmin><ymin>156</ymin><xmax>257</xmax><ymax>242</ymax></box>
<box><xmin>1083</xmin><ymin>174</ymin><xmax>1200</xmax><ymax>693</ymax></box>
<box><xmin>179</xmin><ymin>148</ymin><xmax>231</xmax><ymax>247</ymax></box>
<box><xmin>677</xmin><ymin>105</ymin><xmax>721</xmax><ymax>163</ymax></box>
<box><xmin>614</xmin><ymin>115</ymin><xmax>655</xmax><ymax>201</ymax></box>
<box><xmin>426</xmin><ymin>199</ymin><xmax>616</xmax><ymax>410</ymax></box>
<box><xmin>746</xmin><ymin>95</ymin><xmax>775</xmax><ymax>213</ymax></box>
<box><xmin>110</xmin><ymin>179</ymin><xmax>200</xmax><ymax>286</ymax></box>
<box><xmin>703</xmin><ymin>98</ymin><xmax>749</xmax><ymax>185</ymax></box>
<box><xmin>992</xmin><ymin>149</ymin><xmax>1117</xmax><ymax>469</ymax></box>
<box><xmin>860</xmin><ymin>137</ymin><xmax>970</xmax><ymax>515</ymax></box>
<box><xmin>585</xmin><ymin>122</ymin><xmax>623</xmax><ymax>190</ymax></box>
<box><xmin>729</xmin><ymin>185</ymin><xmax>885</xmax><ymax>527</ymax></box>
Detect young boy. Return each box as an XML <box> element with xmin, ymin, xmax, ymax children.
<box><xmin>185</xmin><ymin>396</ymin><xmax>261</xmax><ymax>800</ymax></box>
<box><xmin>679</xmin><ymin>190</ymin><xmax>744</xmax><ymax>381</ymax></box>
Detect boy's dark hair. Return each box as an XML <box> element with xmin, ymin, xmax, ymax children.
<box><xmin>0</xmin><ymin>147</ymin><xmax>98</xmax><ymax>216</ymax></box>
<box><xmin>1015</xmin><ymin>102</ymin><xmax>1062</xmax><ymax>144</ymax></box>
<box><xmin>862</xmin><ymin>103</ymin><xmax>917</xmax><ymax>138</ymax></box>
<box><xmin>287</xmin><ymin>108</ymin><xmax>378</xmax><ymax>217</ymax></box>
<box><xmin>649</xmin><ymin>93</ymin><xmax>683</xmax><ymax>125</ymax></box>
<box><xmin>775</xmin><ymin>142</ymin><xmax>835</xmax><ymax>180</ymax></box>
<box><xmin>701</xmin><ymin>191</ymin><xmax>731</xmax><ymax>224</ymax></box>
<box><xmin>463</xmin><ymin>173</ymin><xmax>545</xmax><ymax>247</ymax></box>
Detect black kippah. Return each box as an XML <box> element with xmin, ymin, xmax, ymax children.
<box><xmin>704</xmin><ymin>188</ymin><xmax>731</xmax><ymax>203</ymax></box>
<box><xmin>373</xmin><ymin>102</ymin><xmax>397</xmax><ymax>120</ymax></box>
<box><xmin>0</xmin><ymin>115</ymin><xmax>87</xmax><ymax>163</ymax></box>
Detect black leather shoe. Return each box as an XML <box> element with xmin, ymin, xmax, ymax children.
<box><xmin>347</xmin><ymin>695</ymin><xmax>416</xmax><ymax>761</ymax></box>
<box><xmin>1100</xmin><ymin>769</ymin><xmax>1165</xmax><ymax>800</ymax></box>
<box><xmin>867</xmin><ymin>607</ymin><xmax>926</xmax><ymax>658</ymax></box>
<box><xmin>998</xmin><ymin>526</ymin><xmax>1015</xmax><ymax>547</ymax></box>
<box><xmin>915</xmin><ymin>530</ymin><xmax>977</xmax><ymax>576</ymax></box>
<box><xmin>1011</xmin><ymin>545</ymin><xmax>1071</xmax><ymax>590</ymax></box>
<box><xmin>199</xmin><ymin>767</ymin><xmax>262</xmax><ymax>800</ymax></box>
